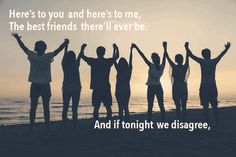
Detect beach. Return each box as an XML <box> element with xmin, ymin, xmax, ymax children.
<box><xmin>0</xmin><ymin>106</ymin><xmax>236</xmax><ymax>157</ymax></box>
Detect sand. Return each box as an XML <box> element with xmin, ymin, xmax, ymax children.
<box><xmin>0</xmin><ymin>106</ymin><xmax>236</xmax><ymax>157</ymax></box>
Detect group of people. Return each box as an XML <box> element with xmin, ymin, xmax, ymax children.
<box><xmin>11</xmin><ymin>33</ymin><xmax>231</xmax><ymax>130</ymax></box>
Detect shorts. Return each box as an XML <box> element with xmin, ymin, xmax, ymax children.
<box><xmin>172</xmin><ymin>83</ymin><xmax>188</xmax><ymax>101</ymax></box>
<box><xmin>199</xmin><ymin>83</ymin><xmax>218</xmax><ymax>107</ymax></box>
<box><xmin>92</xmin><ymin>89</ymin><xmax>112</xmax><ymax>107</ymax></box>
<box><xmin>30</xmin><ymin>83</ymin><xmax>51</xmax><ymax>99</ymax></box>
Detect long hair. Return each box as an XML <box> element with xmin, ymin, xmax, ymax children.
<box><xmin>117</xmin><ymin>57</ymin><xmax>129</xmax><ymax>74</ymax></box>
<box><xmin>63</xmin><ymin>51</ymin><xmax>76</xmax><ymax>67</ymax></box>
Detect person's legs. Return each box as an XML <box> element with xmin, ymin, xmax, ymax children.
<box><xmin>30</xmin><ymin>96</ymin><xmax>39</xmax><ymax>130</ymax></box>
<box><xmin>210</xmin><ymin>99</ymin><xmax>219</xmax><ymax>125</ymax></box>
<box><xmin>92</xmin><ymin>90</ymin><xmax>101</xmax><ymax>120</ymax></box>
<box><xmin>173</xmin><ymin>86</ymin><xmax>180</xmax><ymax>120</ymax></box>
<box><xmin>41</xmin><ymin>83</ymin><xmax>51</xmax><ymax>129</ymax></box>
<box><xmin>42</xmin><ymin>96</ymin><xmax>50</xmax><ymax>129</ymax></box>
<box><xmin>105</xmin><ymin>106</ymin><xmax>112</xmax><ymax>120</ymax></box>
<box><xmin>29</xmin><ymin>83</ymin><xmax>40</xmax><ymax>130</ymax></box>
<box><xmin>203</xmin><ymin>103</ymin><xmax>209</xmax><ymax>122</ymax></box>
<box><xmin>103</xmin><ymin>90</ymin><xmax>113</xmax><ymax>120</ymax></box>
<box><xmin>200</xmin><ymin>84</ymin><xmax>209</xmax><ymax>122</ymax></box>
<box><xmin>62</xmin><ymin>92</ymin><xmax>71</xmax><ymax>128</ymax></box>
<box><xmin>116</xmin><ymin>94</ymin><xmax>123</xmax><ymax>120</ymax></box>
<box><xmin>210</xmin><ymin>84</ymin><xmax>219</xmax><ymax>125</ymax></box>
<box><xmin>124</xmin><ymin>93</ymin><xmax>130</xmax><ymax>121</ymax></box>
<box><xmin>72</xmin><ymin>92</ymin><xmax>80</xmax><ymax>129</ymax></box>
<box><xmin>181</xmin><ymin>85</ymin><xmax>188</xmax><ymax>121</ymax></box>
<box><xmin>181</xmin><ymin>99</ymin><xmax>187</xmax><ymax>121</ymax></box>
<box><xmin>174</xmin><ymin>98</ymin><xmax>181</xmax><ymax>120</ymax></box>
<box><xmin>147</xmin><ymin>86</ymin><xmax>155</xmax><ymax>121</ymax></box>
<box><xmin>157</xmin><ymin>85</ymin><xmax>165</xmax><ymax>121</ymax></box>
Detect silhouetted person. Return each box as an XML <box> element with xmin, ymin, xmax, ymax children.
<box><xmin>114</xmin><ymin>44</ymin><xmax>133</xmax><ymax>121</ymax></box>
<box><xmin>133</xmin><ymin>43</ymin><xmax>166</xmax><ymax>121</ymax></box>
<box><xmin>11</xmin><ymin>33</ymin><xmax>69</xmax><ymax>131</ymax></box>
<box><xmin>187</xmin><ymin>42</ymin><xmax>231</xmax><ymax>124</ymax></box>
<box><xmin>62</xmin><ymin>42</ymin><xmax>85</xmax><ymax>129</ymax></box>
<box><xmin>164</xmin><ymin>42</ymin><xmax>190</xmax><ymax>121</ymax></box>
<box><xmin>80</xmin><ymin>44</ymin><xmax>119</xmax><ymax>120</ymax></box>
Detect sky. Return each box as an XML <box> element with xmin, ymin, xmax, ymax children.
<box><xmin>0</xmin><ymin>0</ymin><xmax>235</xmax><ymax>98</ymax></box>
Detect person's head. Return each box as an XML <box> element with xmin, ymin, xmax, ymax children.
<box><xmin>175</xmin><ymin>54</ymin><xmax>183</xmax><ymax>65</ymax></box>
<box><xmin>34</xmin><ymin>40</ymin><xmax>47</xmax><ymax>55</ymax></box>
<box><xmin>151</xmin><ymin>52</ymin><xmax>160</xmax><ymax>65</ymax></box>
<box><xmin>96</xmin><ymin>46</ymin><xmax>106</xmax><ymax>58</ymax></box>
<box><xmin>118</xmin><ymin>57</ymin><xmax>128</xmax><ymax>71</ymax></box>
<box><xmin>64</xmin><ymin>51</ymin><xmax>76</xmax><ymax>65</ymax></box>
<box><xmin>201</xmin><ymin>48</ymin><xmax>211</xmax><ymax>59</ymax></box>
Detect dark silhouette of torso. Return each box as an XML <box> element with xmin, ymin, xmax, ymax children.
<box><xmin>88</xmin><ymin>58</ymin><xmax>113</xmax><ymax>91</ymax></box>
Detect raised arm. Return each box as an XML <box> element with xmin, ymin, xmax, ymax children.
<box><xmin>77</xmin><ymin>43</ymin><xmax>87</xmax><ymax>65</ymax></box>
<box><xmin>112</xmin><ymin>43</ymin><xmax>119</xmax><ymax>61</ymax></box>
<box><xmin>11</xmin><ymin>33</ymin><xmax>29</xmax><ymax>54</ymax></box>
<box><xmin>184</xmin><ymin>42</ymin><xmax>190</xmax><ymax>66</ymax></box>
<box><xmin>129</xmin><ymin>44</ymin><xmax>133</xmax><ymax>69</ymax></box>
<box><xmin>161</xmin><ymin>46</ymin><xmax>166</xmax><ymax>67</ymax></box>
<box><xmin>163</xmin><ymin>41</ymin><xmax>174</xmax><ymax>67</ymax></box>
<box><xmin>214</xmin><ymin>42</ymin><xmax>231</xmax><ymax>63</ymax></box>
<box><xmin>79</xmin><ymin>44</ymin><xmax>94</xmax><ymax>64</ymax></box>
<box><xmin>186</xmin><ymin>44</ymin><xmax>202</xmax><ymax>63</ymax></box>
<box><xmin>113</xmin><ymin>44</ymin><xmax>119</xmax><ymax>70</ymax></box>
<box><xmin>133</xmin><ymin>43</ymin><xmax>151</xmax><ymax>67</ymax></box>
<box><xmin>53</xmin><ymin>39</ymin><xmax>69</xmax><ymax>56</ymax></box>
<box><xmin>61</xmin><ymin>43</ymin><xmax>68</xmax><ymax>65</ymax></box>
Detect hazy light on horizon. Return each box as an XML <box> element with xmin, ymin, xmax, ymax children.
<box><xmin>0</xmin><ymin>0</ymin><xmax>235</xmax><ymax>98</ymax></box>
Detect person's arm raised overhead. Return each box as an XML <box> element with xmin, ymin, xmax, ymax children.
<box><xmin>62</xmin><ymin>43</ymin><xmax>68</xmax><ymax>65</ymax></box>
<box><xmin>11</xmin><ymin>33</ymin><xmax>29</xmax><ymax>54</ymax></box>
<box><xmin>133</xmin><ymin>43</ymin><xmax>151</xmax><ymax>67</ymax></box>
<box><xmin>79</xmin><ymin>44</ymin><xmax>94</xmax><ymax>65</ymax></box>
<box><xmin>113</xmin><ymin>43</ymin><xmax>119</xmax><ymax>61</ymax></box>
<box><xmin>184</xmin><ymin>42</ymin><xmax>190</xmax><ymax>67</ymax></box>
<box><xmin>53</xmin><ymin>39</ymin><xmax>69</xmax><ymax>57</ymax></box>
<box><xmin>161</xmin><ymin>42</ymin><xmax>167</xmax><ymax>68</ymax></box>
<box><xmin>129</xmin><ymin>44</ymin><xmax>134</xmax><ymax>69</ymax></box>
<box><xmin>163</xmin><ymin>41</ymin><xmax>174</xmax><ymax>67</ymax></box>
<box><xmin>186</xmin><ymin>43</ymin><xmax>202</xmax><ymax>63</ymax></box>
<box><xmin>112</xmin><ymin>43</ymin><xmax>119</xmax><ymax>70</ymax></box>
<box><xmin>77</xmin><ymin>43</ymin><xmax>87</xmax><ymax>66</ymax></box>
<box><xmin>214</xmin><ymin>42</ymin><xmax>231</xmax><ymax>64</ymax></box>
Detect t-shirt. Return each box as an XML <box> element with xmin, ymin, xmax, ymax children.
<box><xmin>27</xmin><ymin>50</ymin><xmax>54</xmax><ymax>84</ymax></box>
<box><xmin>198</xmin><ymin>59</ymin><xmax>218</xmax><ymax>85</ymax></box>
<box><xmin>86</xmin><ymin>58</ymin><xmax>114</xmax><ymax>91</ymax></box>
<box><xmin>146</xmin><ymin>64</ymin><xmax>164</xmax><ymax>86</ymax></box>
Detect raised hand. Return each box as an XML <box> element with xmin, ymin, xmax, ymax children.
<box><xmin>81</xmin><ymin>43</ymin><xmax>87</xmax><ymax>50</ymax></box>
<box><xmin>185</xmin><ymin>42</ymin><xmax>189</xmax><ymax>49</ymax></box>
<box><xmin>11</xmin><ymin>33</ymin><xmax>21</xmax><ymax>39</ymax></box>
<box><xmin>132</xmin><ymin>43</ymin><xmax>137</xmax><ymax>49</ymax></box>
<box><xmin>64</xmin><ymin>39</ymin><xmax>69</xmax><ymax>45</ymax></box>
<box><xmin>225</xmin><ymin>42</ymin><xmax>231</xmax><ymax>50</ymax></box>
<box><xmin>113</xmin><ymin>43</ymin><xmax>118</xmax><ymax>50</ymax></box>
<box><xmin>163</xmin><ymin>41</ymin><xmax>167</xmax><ymax>49</ymax></box>
<box><xmin>11</xmin><ymin>32</ymin><xmax>29</xmax><ymax>54</ymax></box>
<box><xmin>131</xmin><ymin>43</ymin><xmax>136</xmax><ymax>48</ymax></box>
